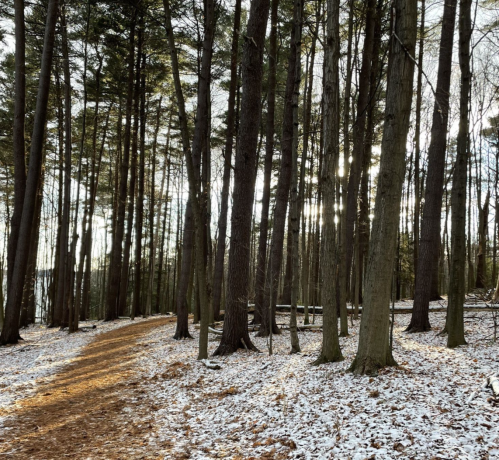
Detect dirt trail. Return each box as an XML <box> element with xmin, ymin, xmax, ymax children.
<box><xmin>0</xmin><ymin>317</ymin><xmax>173</xmax><ymax>460</ymax></box>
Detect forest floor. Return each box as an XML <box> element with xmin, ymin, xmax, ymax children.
<box><xmin>1</xmin><ymin>305</ymin><xmax>499</xmax><ymax>460</ymax></box>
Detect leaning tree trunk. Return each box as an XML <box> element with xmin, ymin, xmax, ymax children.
<box><xmin>447</xmin><ymin>0</ymin><xmax>472</xmax><ymax>348</ymax></box>
<box><xmin>163</xmin><ymin>0</ymin><xmax>198</xmax><ymax>340</ymax></box>
<box><xmin>407</xmin><ymin>0</ymin><xmax>458</xmax><ymax>333</ymax></box>
<box><xmin>6</xmin><ymin>0</ymin><xmax>27</xmax><ymax>329</ymax></box>
<box><xmin>213</xmin><ymin>0</ymin><xmax>271</xmax><ymax>355</ymax></box>
<box><xmin>349</xmin><ymin>0</ymin><xmax>417</xmax><ymax>375</ymax></box>
<box><xmin>1</xmin><ymin>0</ymin><xmax>59</xmax><ymax>345</ymax></box>
<box><xmin>19</xmin><ymin>176</ymin><xmax>44</xmax><ymax>328</ymax></box>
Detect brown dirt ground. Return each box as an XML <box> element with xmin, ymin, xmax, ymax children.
<box><xmin>0</xmin><ymin>317</ymin><xmax>174</xmax><ymax>460</ymax></box>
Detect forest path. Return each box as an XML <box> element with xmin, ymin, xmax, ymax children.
<box><xmin>0</xmin><ymin>316</ymin><xmax>174</xmax><ymax>460</ymax></box>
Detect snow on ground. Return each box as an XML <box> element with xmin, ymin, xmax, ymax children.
<box><xmin>135</xmin><ymin>310</ymin><xmax>499</xmax><ymax>460</ymax></box>
<box><xmin>0</xmin><ymin>316</ymin><xmax>153</xmax><ymax>424</ymax></box>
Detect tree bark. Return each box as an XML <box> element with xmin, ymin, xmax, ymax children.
<box><xmin>1</xmin><ymin>0</ymin><xmax>60</xmax><ymax>344</ymax></box>
<box><xmin>344</xmin><ymin>0</ymin><xmax>377</xmax><ymax>303</ymax></box>
<box><xmin>133</xmin><ymin>49</ymin><xmax>147</xmax><ymax>318</ymax></box>
<box><xmin>7</xmin><ymin>0</ymin><xmax>27</xmax><ymax>329</ymax></box>
<box><xmin>289</xmin><ymin>0</ymin><xmax>303</xmax><ymax>354</ymax></box>
<box><xmin>212</xmin><ymin>0</ymin><xmax>242</xmax><ymax>322</ymax></box>
<box><xmin>447</xmin><ymin>0</ymin><xmax>472</xmax><ymax>348</ymax></box>
<box><xmin>53</xmin><ymin>0</ymin><xmax>73</xmax><ymax>329</ymax></box>
<box><xmin>121</xmin><ymin>26</ymin><xmax>142</xmax><ymax>319</ymax></box>
<box><xmin>349</xmin><ymin>0</ymin><xmax>417</xmax><ymax>374</ymax></box>
<box><xmin>257</xmin><ymin>2</ymin><xmax>298</xmax><ymax>337</ymax></box>
<box><xmin>313</xmin><ymin>0</ymin><xmax>343</xmax><ymax>364</ymax></box>
<box><xmin>106</xmin><ymin>8</ymin><xmax>136</xmax><ymax>321</ymax></box>
<box><xmin>254</xmin><ymin>0</ymin><xmax>279</xmax><ymax>325</ymax></box>
<box><xmin>213</xmin><ymin>0</ymin><xmax>270</xmax><ymax>355</ymax></box>
<box><xmin>407</xmin><ymin>0</ymin><xmax>458</xmax><ymax>332</ymax></box>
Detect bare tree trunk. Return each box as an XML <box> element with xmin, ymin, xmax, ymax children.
<box><xmin>121</xmin><ymin>27</ymin><xmax>142</xmax><ymax>319</ymax></box>
<box><xmin>54</xmin><ymin>0</ymin><xmax>73</xmax><ymax>329</ymax></box>
<box><xmin>289</xmin><ymin>0</ymin><xmax>303</xmax><ymax>354</ymax></box>
<box><xmin>349</xmin><ymin>0</ymin><xmax>417</xmax><ymax>375</ymax></box>
<box><xmin>163</xmin><ymin>0</ymin><xmax>215</xmax><ymax>351</ymax></box>
<box><xmin>133</xmin><ymin>49</ymin><xmax>147</xmax><ymax>319</ymax></box>
<box><xmin>447</xmin><ymin>0</ymin><xmax>472</xmax><ymax>348</ymax></box>
<box><xmin>6</xmin><ymin>0</ymin><xmax>27</xmax><ymax>330</ymax></box>
<box><xmin>344</xmin><ymin>0</ymin><xmax>377</xmax><ymax>303</ymax></box>
<box><xmin>254</xmin><ymin>0</ymin><xmax>279</xmax><ymax>325</ymax></box>
<box><xmin>214</xmin><ymin>0</ymin><xmax>270</xmax><ymax>355</ymax></box>
<box><xmin>313</xmin><ymin>0</ymin><xmax>343</xmax><ymax>365</ymax></box>
<box><xmin>413</xmin><ymin>0</ymin><xmax>425</xmax><ymax>279</ymax></box>
<box><xmin>407</xmin><ymin>0</ymin><xmax>457</xmax><ymax>332</ymax></box>
<box><xmin>146</xmin><ymin>100</ymin><xmax>166</xmax><ymax>316</ymax></box>
<box><xmin>106</xmin><ymin>8</ymin><xmax>136</xmax><ymax>321</ymax></box>
<box><xmin>1</xmin><ymin>0</ymin><xmax>59</xmax><ymax>344</ymax></box>
<box><xmin>212</xmin><ymin>0</ymin><xmax>242</xmax><ymax>322</ymax></box>
<box><xmin>20</xmin><ymin>177</ymin><xmax>44</xmax><ymax>328</ymax></box>
<box><xmin>82</xmin><ymin>104</ymin><xmax>111</xmax><ymax>319</ymax></box>
<box><xmin>257</xmin><ymin>3</ymin><xmax>299</xmax><ymax>338</ymax></box>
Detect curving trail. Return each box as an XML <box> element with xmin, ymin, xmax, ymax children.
<box><xmin>0</xmin><ymin>317</ymin><xmax>174</xmax><ymax>460</ymax></box>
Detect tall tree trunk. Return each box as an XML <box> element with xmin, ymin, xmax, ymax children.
<box><xmin>338</xmin><ymin>0</ymin><xmax>354</xmax><ymax>337</ymax></box>
<box><xmin>257</xmin><ymin>2</ymin><xmax>298</xmax><ymax>338</ymax></box>
<box><xmin>254</xmin><ymin>0</ymin><xmax>279</xmax><ymax>325</ymax></box>
<box><xmin>146</xmin><ymin>100</ymin><xmax>166</xmax><ymax>316</ymax></box>
<box><xmin>413</xmin><ymin>0</ymin><xmax>425</xmax><ymax>279</ymax></box>
<box><xmin>358</xmin><ymin>0</ymin><xmax>384</xmax><ymax>306</ymax></box>
<box><xmin>447</xmin><ymin>0</ymin><xmax>472</xmax><ymax>348</ymax></box>
<box><xmin>289</xmin><ymin>0</ymin><xmax>303</xmax><ymax>354</ymax></box>
<box><xmin>106</xmin><ymin>8</ymin><xmax>136</xmax><ymax>321</ymax></box>
<box><xmin>120</xmin><ymin>23</ymin><xmax>142</xmax><ymax>319</ymax></box>
<box><xmin>313</xmin><ymin>0</ymin><xmax>343</xmax><ymax>364</ymax></box>
<box><xmin>301</xmin><ymin>12</ymin><xmax>320</xmax><ymax>324</ymax></box>
<box><xmin>213</xmin><ymin>0</ymin><xmax>270</xmax><ymax>355</ymax></box>
<box><xmin>211</xmin><ymin>0</ymin><xmax>241</xmax><ymax>322</ymax></box>
<box><xmin>82</xmin><ymin>103</ymin><xmax>111</xmax><ymax>320</ymax></box>
<box><xmin>76</xmin><ymin>47</ymin><xmax>102</xmax><ymax>322</ymax></box>
<box><xmin>133</xmin><ymin>50</ymin><xmax>147</xmax><ymax>318</ymax></box>
<box><xmin>407</xmin><ymin>0</ymin><xmax>458</xmax><ymax>332</ymax></box>
<box><xmin>162</xmin><ymin>0</ymin><xmax>215</xmax><ymax>349</ymax></box>
<box><xmin>1</xmin><ymin>0</ymin><xmax>59</xmax><ymax>345</ymax></box>
<box><xmin>349</xmin><ymin>0</ymin><xmax>417</xmax><ymax>374</ymax></box>
<box><xmin>7</xmin><ymin>0</ymin><xmax>27</xmax><ymax>329</ymax></box>
<box><xmin>344</xmin><ymin>0</ymin><xmax>377</xmax><ymax>302</ymax></box>
<box><xmin>53</xmin><ymin>0</ymin><xmax>73</xmax><ymax>329</ymax></box>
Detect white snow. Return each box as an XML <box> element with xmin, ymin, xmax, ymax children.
<box><xmin>135</xmin><ymin>310</ymin><xmax>499</xmax><ymax>459</ymax></box>
<box><xmin>1</xmin><ymin>309</ymin><xmax>499</xmax><ymax>459</ymax></box>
